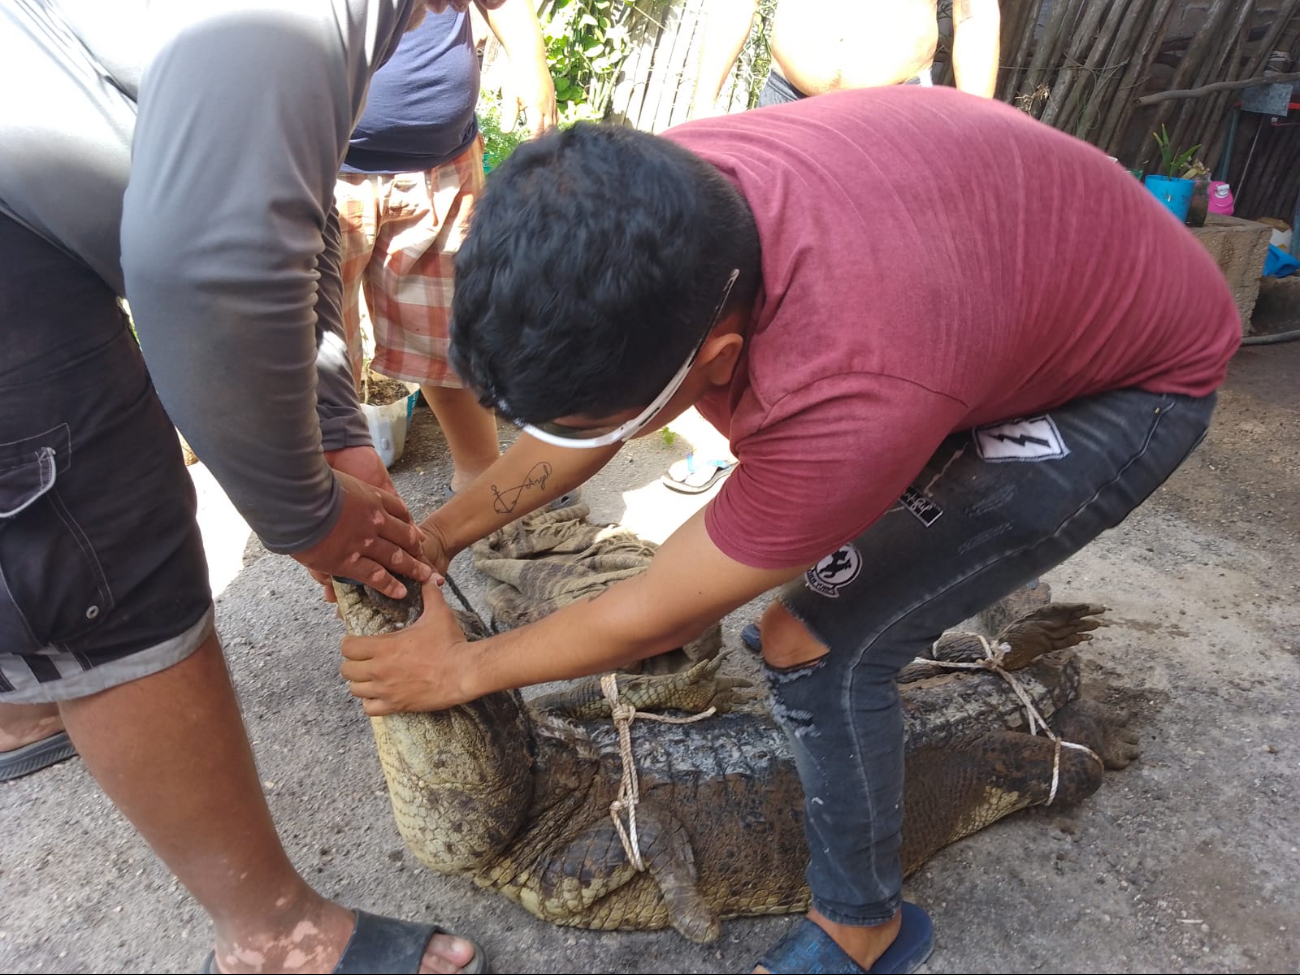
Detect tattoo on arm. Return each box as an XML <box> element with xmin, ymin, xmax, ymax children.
<box><xmin>956</xmin><ymin>0</ymin><xmax>973</xmax><ymax>23</ymax></box>
<box><xmin>491</xmin><ymin>462</ymin><xmax>554</xmax><ymax>514</ymax></box>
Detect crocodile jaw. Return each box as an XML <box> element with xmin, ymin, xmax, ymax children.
<box><xmin>334</xmin><ymin>579</ymin><xmax>536</xmax><ymax>872</ymax></box>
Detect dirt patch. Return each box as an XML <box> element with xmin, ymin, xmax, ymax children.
<box><xmin>362</xmin><ymin>373</ymin><xmax>414</xmax><ymax>407</ymax></box>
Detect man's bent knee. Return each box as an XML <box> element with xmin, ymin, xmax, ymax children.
<box><xmin>761</xmin><ymin>600</ymin><xmax>830</xmax><ymax>671</ymax></box>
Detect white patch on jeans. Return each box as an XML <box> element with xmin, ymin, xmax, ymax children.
<box><xmin>899</xmin><ymin>486</ymin><xmax>943</xmax><ymax>527</ymax></box>
<box><xmin>974</xmin><ymin>415</ymin><xmax>1068</xmax><ymax>462</ymax></box>
<box><xmin>805</xmin><ymin>544</ymin><xmax>863</xmax><ymax>598</ymax></box>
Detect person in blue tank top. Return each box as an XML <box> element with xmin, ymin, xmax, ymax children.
<box><xmin>335</xmin><ymin>1</ymin><xmax>557</xmax><ymax>500</ymax></box>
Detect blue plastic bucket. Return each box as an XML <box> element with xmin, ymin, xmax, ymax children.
<box><xmin>1144</xmin><ymin>175</ymin><xmax>1194</xmax><ymax>223</ymax></box>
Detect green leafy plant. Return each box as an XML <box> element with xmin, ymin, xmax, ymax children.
<box><xmin>540</xmin><ymin>0</ymin><xmax>635</xmax><ymax>125</ymax></box>
<box><xmin>1152</xmin><ymin>125</ymin><xmax>1201</xmax><ymax>179</ymax></box>
<box><xmin>660</xmin><ymin>426</ymin><xmax>677</xmax><ymax>447</ymax></box>
<box><xmin>478</xmin><ymin>89</ymin><xmax>527</xmax><ymax>173</ymax></box>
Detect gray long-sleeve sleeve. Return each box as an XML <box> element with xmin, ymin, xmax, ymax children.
<box><xmin>0</xmin><ymin>0</ymin><xmax>416</xmax><ymax>554</ymax></box>
<box><xmin>122</xmin><ymin>8</ymin><xmax>385</xmax><ymax>553</ymax></box>
<box><xmin>316</xmin><ymin>207</ymin><xmax>375</xmax><ymax>454</ymax></box>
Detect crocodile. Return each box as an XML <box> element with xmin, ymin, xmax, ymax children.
<box><xmin>335</xmin><ymin>580</ymin><xmax>1139</xmax><ymax>943</ymax></box>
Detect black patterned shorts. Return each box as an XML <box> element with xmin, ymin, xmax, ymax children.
<box><xmin>0</xmin><ymin>215</ymin><xmax>212</xmax><ymax>703</ymax></box>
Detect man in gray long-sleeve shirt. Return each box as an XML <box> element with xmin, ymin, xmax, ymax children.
<box><xmin>0</xmin><ymin>1</ymin><xmax>502</xmax><ymax>971</ymax></box>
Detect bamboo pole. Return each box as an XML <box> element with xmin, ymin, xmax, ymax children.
<box><xmin>615</xmin><ymin>0</ymin><xmax>670</xmax><ymax>130</ymax></box>
<box><xmin>1073</xmin><ymin>0</ymin><xmax>1151</xmax><ymax>142</ymax></box>
<box><xmin>1240</xmin><ymin>123</ymin><xmax>1300</xmax><ymax>218</ymax></box>
<box><xmin>1265</xmin><ymin>127</ymin><xmax>1300</xmax><ymax>216</ymax></box>
<box><xmin>1264</xmin><ymin>131</ymin><xmax>1300</xmax><ymax>221</ymax></box>
<box><xmin>1167</xmin><ymin>0</ymin><xmax>1255</xmax><ymax>166</ymax></box>
<box><xmin>1283</xmin><ymin>14</ymin><xmax>1300</xmax><ymax>65</ymax></box>
<box><xmin>999</xmin><ymin>0</ymin><xmax>1044</xmax><ymax>103</ymax></box>
<box><xmin>1018</xmin><ymin>0</ymin><xmax>1084</xmax><ymax>111</ymax></box>
<box><xmin>606</xmin><ymin>1</ymin><xmax>649</xmax><ymax>125</ymax></box>
<box><xmin>1142</xmin><ymin>0</ymin><xmax>1233</xmax><ymax>168</ymax></box>
<box><xmin>1201</xmin><ymin>0</ymin><xmax>1294</xmax><ymax>169</ymax></box>
<box><xmin>1239</xmin><ymin>123</ymin><xmax>1280</xmax><ymax>215</ymax></box>
<box><xmin>652</xmin><ymin>0</ymin><xmax>704</xmax><ymax>130</ymax></box>
<box><xmin>1097</xmin><ymin>0</ymin><xmax>1177</xmax><ymax>156</ymax></box>
<box><xmin>1215</xmin><ymin>0</ymin><xmax>1300</xmax><ymax>168</ymax></box>
<box><xmin>1180</xmin><ymin>3</ymin><xmax>1249</xmax><ymax>160</ymax></box>
<box><xmin>1040</xmin><ymin>0</ymin><xmax>1117</xmax><ymax>130</ymax></box>
<box><xmin>1045</xmin><ymin>0</ymin><xmax>1140</xmax><ymax>136</ymax></box>
<box><xmin>1245</xmin><ymin>0</ymin><xmax>1300</xmax><ymax>76</ymax></box>
<box><xmin>674</xmin><ymin>0</ymin><xmax>711</xmax><ymax>126</ymax></box>
<box><xmin>1136</xmin><ymin>69</ymin><xmax>1300</xmax><ymax>105</ymax></box>
<box><xmin>999</xmin><ymin>0</ymin><xmax>1037</xmax><ymax>65</ymax></box>
<box><xmin>637</xmin><ymin>0</ymin><xmax>687</xmax><ymax>130</ymax></box>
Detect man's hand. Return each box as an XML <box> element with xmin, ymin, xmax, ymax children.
<box><xmin>347</xmin><ymin>508</ymin><xmax>807</xmax><ymax>716</ymax></box>
<box><xmin>293</xmin><ymin>468</ymin><xmax>433</xmax><ymax>601</ymax></box>
<box><xmin>479</xmin><ymin>0</ymin><xmax>556</xmax><ymax>138</ymax></box>
<box><xmin>341</xmin><ymin>579</ymin><xmax>477</xmax><ymax>715</ymax></box>
<box><xmin>308</xmin><ymin>445</ymin><xmax>422</xmax><ymax>602</ymax></box>
<box><xmin>499</xmin><ymin>59</ymin><xmax>558</xmax><ymax>138</ymax></box>
<box><xmin>325</xmin><ymin>444</ymin><xmax>400</xmax><ymax>496</ymax></box>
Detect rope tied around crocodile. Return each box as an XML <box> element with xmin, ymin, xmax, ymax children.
<box><xmin>600</xmin><ymin>673</ymin><xmax>717</xmax><ymax>871</ymax></box>
<box><xmin>926</xmin><ymin>635</ymin><xmax>1102</xmax><ymax>805</ymax></box>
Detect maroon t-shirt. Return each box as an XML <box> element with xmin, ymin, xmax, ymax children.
<box><xmin>663</xmin><ymin>86</ymin><xmax>1240</xmax><ymax>570</ymax></box>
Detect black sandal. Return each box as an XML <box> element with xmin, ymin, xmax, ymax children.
<box><xmin>199</xmin><ymin>910</ymin><xmax>487</xmax><ymax>974</ymax></box>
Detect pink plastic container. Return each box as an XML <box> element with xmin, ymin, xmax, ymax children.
<box><xmin>1208</xmin><ymin>182</ymin><xmax>1235</xmax><ymax>216</ymax></box>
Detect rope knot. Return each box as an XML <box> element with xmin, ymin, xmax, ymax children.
<box><xmin>919</xmin><ymin>633</ymin><xmax>1103</xmax><ymax>805</ymax></box>
<box><xmin>610</xmin><ymin>700</ymin><xmax>636</xmax><ymax>725</ymax></box>
<box><xmin>600</xmin><ymin>672</ymin><xmax>716</xmax><ymax>872</ymax></box>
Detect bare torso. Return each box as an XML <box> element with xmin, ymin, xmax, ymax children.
<box><xmin>770</xmin><ymin>0</ymin><xmax>939</xmax><ymax>93</ymax></box>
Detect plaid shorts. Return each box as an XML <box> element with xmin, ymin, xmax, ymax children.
<box><xmin>334</xmin><ymin>137</ymin><xmax>485</xmax><ymax>389</ymax></box>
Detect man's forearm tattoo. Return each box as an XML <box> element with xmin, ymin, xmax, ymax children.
<box><xmin>491</xmin><ymin>462</ymin><xmax>554</xmax><ymax>514</ymax></box>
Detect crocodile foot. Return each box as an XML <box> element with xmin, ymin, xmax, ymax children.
<box><xmin>994</xmin><ymin>602</ymin><xmax>1108</xmax><ymax>670</ymax></box>
<box><xmin>531</xmin><ymin>656</ymin><xmax>759</xmax><ymax>721</ymax></box>
<box><xmin>618</xmin><ymin>656</ymin><xmax>760</xmax><ymax>715</ymax></box>
<box><xmin>929</xmin><ymin>602</ymin><xmax>1106</xmax><ymax>669</ymax></box>
<box><xmin>1051</xmin><ymin>697</ymin><xmax>1141</xmax><ymax>770</ymax></box>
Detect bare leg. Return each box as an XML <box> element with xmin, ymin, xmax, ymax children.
<box><xmin>57</xmin><ymin>630</ymin><xmax>475</xmax><ymax>975</ymax></box>
<box><xmin>0</xmin><ymin>702</ymin><xmax>64</xmax><ymax>751</ymax></box>
<box><xmin>422</xmin><ymin>384</ymin><xmax>500</xmax><ymax>493</ymax></box>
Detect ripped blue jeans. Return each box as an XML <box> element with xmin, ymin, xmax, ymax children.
<box><xmin>763</xmin><ymin>387</ymin><xmax>1216</xmax><ymax>926</ymax></box>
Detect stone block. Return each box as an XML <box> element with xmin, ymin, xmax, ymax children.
<box><xmin>1189</xmin><ymin>215</ymin><xmax>1273</xmax><ymax>334</ymax></box>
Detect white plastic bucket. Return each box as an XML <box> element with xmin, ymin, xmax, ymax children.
<box><xmin>361</xmin><ymin>386</ymin><xmax>419</xmax><ymax>468</ymax></box>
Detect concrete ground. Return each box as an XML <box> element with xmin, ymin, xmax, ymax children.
<box><xmin>1</xmin><ymin>342</ymin><xmax>1297</xmax><ymax>975</ymax></box>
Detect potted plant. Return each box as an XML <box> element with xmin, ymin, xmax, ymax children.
<box><xmin>1181</xmin><ymin>160</ymin><xmax>1212</xmax><ymax>228</ymax></box>
<box><xmin>1144</xmin><ymin>126</ymin><xmax>1201</xmax><ymax>223</ymax></box>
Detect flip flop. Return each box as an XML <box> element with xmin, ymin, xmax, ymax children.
<box><xmin>444</xmin><ymin>482</ymin><xmax>581</xmax><ymax>511</ymax></box>
<box><xmin>757</xmin><ymin>903</ymin><xmax>934</xmax><ymax>974</ymax></box>
<box><xmin>660</xmin><ymin>454</ymin><xmax>734</xmax><ymax>494</ymax></box>
<box><xmin>0</xmin><ymin>730</ymin><xmax>77</xmax><ymax>782</ymax></box>
<box><xmin>199</xmin><ymin>910</ymin><xmax>487</xmax><ymax>974</ymax></box>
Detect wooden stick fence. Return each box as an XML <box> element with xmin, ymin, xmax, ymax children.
<box><xmin>482</xmin><ymin>0</ymin><xmax>1300</xmax><ymax>216</ymax></box>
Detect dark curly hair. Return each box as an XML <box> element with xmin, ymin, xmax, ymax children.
<box><xmin>449</xmin><ymin>123</ymin><xmax>760</xmax><ymax>425</ymax></box>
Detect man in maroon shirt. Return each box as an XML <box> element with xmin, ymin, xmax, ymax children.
<box><xmin>338</xmin><ymin>87</ymin><xmax>1238</xmax><ymax>972</ymax></box>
